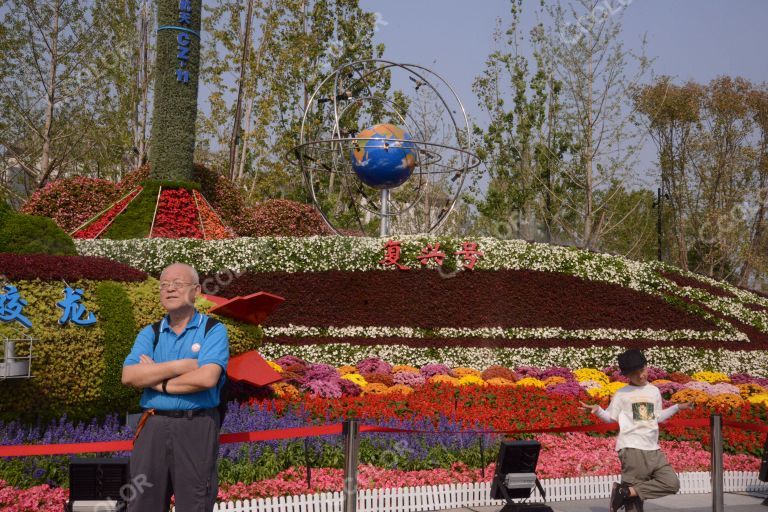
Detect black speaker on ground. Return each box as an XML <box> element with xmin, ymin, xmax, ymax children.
<box><xmin>66</xmin><ymin>457</ymin><xmax>130</xmax><ymax>512</ymax></box>
<box><xmin>490</xmin><ymin>440</ymin><xmax>553</xmax><ymax>512</ymax></box>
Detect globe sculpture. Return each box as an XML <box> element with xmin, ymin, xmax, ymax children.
<box><xmin>291</xmin><ymin>59</ymin><xmax>481</xmax><ymax>236</ymax></box>
<box><xmin>350</xmin><ymin>123</ymin><xmax>417</xmax><ymax>190</ymax></box>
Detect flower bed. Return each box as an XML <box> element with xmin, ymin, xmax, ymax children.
<box><xmin>0</xmin><ymin>254</ymin><xmax>147</xmax><ymax>282</ymax></box>
<box><xmin>150</xmin><ymin>187</ymin><xmax>204</xmax><ymax>239</ymax></box>
<box><xmin>72</xmin><ymin>187</ymin><xmax>142</xmax><ymax>239</ymax></box>
<box><xmin>194</xmin><ymin>190</ymin><xmax>234</xmax><ymax>239</ymax></box>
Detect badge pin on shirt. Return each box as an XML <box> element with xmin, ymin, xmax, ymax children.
<box><xmin>191</xmin><ymin>343</ymin><xmax>201</xmax><ymax>353</ymax></box>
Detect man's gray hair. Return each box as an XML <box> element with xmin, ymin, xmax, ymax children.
<box><xmin>161</xmin><ymin>262</ymin><xmax>200</xmax><ymax>285</ymax></box>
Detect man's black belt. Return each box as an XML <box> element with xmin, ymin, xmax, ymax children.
<box><xmin>150</xmin><ymin>408</ymin><xmax>216</xmax><ymax>418</ymax></box>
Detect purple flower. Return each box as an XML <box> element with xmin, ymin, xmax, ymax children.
<box><xmin>339</xmin><ymin>378</ymin><xmax>363</xmax><ymax>397</ymax></box>
<box><xmin>274</xmin><ymin>355</ymin><xmax>307</xmax><ymax>368</ymax></box>
<box><xmin>539</xmin><ymin>367</ymin><xmax>575</xmax><ymax>380</ymax></box>
<box><xmin>646</xmin><ymin>366</ymin><xmax>668</xmax><ymax>381</ymax></box>
<box><xmin>393</xmin><ymin>371</ymin><xmax>426</xmax><ymax>387</ymax></box>
<box><xmin>684</xmin><ymin>381</ymin><xmax>712</xmax><ymax>392</ymax></box>
<box><xmin>300</xmin><ymin>363</ymin><xmax>339</xmax><ymax>383</ymax></box>
<box><xmin>548</xmin><ymin>381</ymin><xmax>583</xmax><ymax>398</ymax></box>
<box><xmin>357</xmin><ymin>357</ymin><xmax>392</xmax><ymax>375</ymax></box>
<box><xmin>710</xmin><ymin>383</ymin><xmax>739</xmax><ymax>395</ymax></box>
<box><xmin>514</xmin><ymin>366</ymin><xmax>543</xmax><ymax>379</ymax></box>
<box><xmin>420</xmin><ymin>363</ymin><xmax>452</xmax><ymax>378</ymax></box>
<box><xmin>729</xmin><ymin>373</ymin><xmax>768</xmax><ymax>387</ymax></box>
<box><xmin>304</xmin><ymin>379</ymin><xmax>342</xmax><ymax>399</ymax></box>
<box><xmin>656</xmin><ymin>381</ymin><xmax>684</xmax><ymax>397</ymax></box>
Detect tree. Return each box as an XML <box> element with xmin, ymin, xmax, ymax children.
<box><xmin>538</xmin><ymin>0</ymin><xmax>651</xmax><ymax>249</ymax></box>
<box><xmin>0</xmin><ymin>0</ymin><xmax>147</xmax><ymax>197</ymax></box>
<box><xmin>471</xmin><ymin>1</ymin><xmax>571</xmax><ymax>242</ymax></box>
<box><xmin>633</xmin><ymin>77</ymin><xmax>702</xmax><ymax>269</ymax></box>
<box><xmin>198</xmin><ymin>0</ymin><xmax>385</xmax><ymax>206</ymax></box>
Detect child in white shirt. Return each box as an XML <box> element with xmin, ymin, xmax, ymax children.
<box><xmin>581</xmin><ymin>349</ymin><xmax>693</xmax><ymax>512</ymax></box>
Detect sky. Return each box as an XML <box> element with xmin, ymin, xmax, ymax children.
<box><xmin>357</xmin><ymin>0</ymin><xmax>768</xmax><ymax>187</ymax></box>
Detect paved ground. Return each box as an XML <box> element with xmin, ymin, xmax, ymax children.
<box><xmin>433</xmin><ymin>492</ymin><xmax>768</xmax><ymax>512</ymax></box>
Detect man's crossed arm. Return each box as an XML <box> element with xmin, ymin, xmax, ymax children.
<box><xmin>122</xmin><ymin>356</ymin><xmax>221</xmax><ymax>394</ymax></box>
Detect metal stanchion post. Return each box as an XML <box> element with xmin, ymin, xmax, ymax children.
<box><xmin>342</xmin><ymin>418</ymin><xmax>360</xmax><ymax>512</ymax></box>
<box><xmin>711</xmin><ymin>414</ymin><xmax>724</xmax><ymax>512</ymax></box>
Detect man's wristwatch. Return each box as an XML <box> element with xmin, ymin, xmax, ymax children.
<box><xmin>162</xmin><ymin>379</ymin><xmax>169</xmax><ymax>394</ymax></box>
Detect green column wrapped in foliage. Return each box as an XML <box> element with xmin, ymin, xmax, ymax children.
<box><xmin>149</xmin><ymin>0</ymin><xmax>203</xmax><ymax>181</ymax></box>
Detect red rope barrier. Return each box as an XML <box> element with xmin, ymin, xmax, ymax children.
<box><xmin>0</xmin><ymin>417</ymin><xmax>757</xmax><ymax>458</ymax></box>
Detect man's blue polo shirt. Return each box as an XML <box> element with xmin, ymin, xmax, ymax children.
<box><xmin>123</xmin><ymin>310</ymin><xmax>229</xmax><ymax>410</ymax></box>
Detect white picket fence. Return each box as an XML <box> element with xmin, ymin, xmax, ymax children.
<box><xmin>212</xmin><ymin>471</ymin><xmax>768</xmax><ymax>512</ymax></box>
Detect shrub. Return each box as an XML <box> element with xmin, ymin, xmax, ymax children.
<box><xmin>96</xmin><ymin>281</ymin><xmax>141</xmax><ymax>413</ymax></box>
<box><xmin>238</xmin><ymin>199</ymin><xmax>331</xmax><ymax>237</ymax></box>
<box><xmin>0</xmin><ymin>254</ymin><xmax>147</xmax><ymax>281</ymax></box>
<box><xmin>0</xmin><ymin>213</ymin><xmax>76</xmax><ymax>255</ymax></box>
<box><xmin>21</xmin><ymin>177</ymin><xmax>120</xmax><ymax>232</ymax></box>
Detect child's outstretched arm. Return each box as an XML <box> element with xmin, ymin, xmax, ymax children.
<box><xmin>657</xmin><ymin>400</ymin><xmax>693</xmax><ymax>422</ymax></box>
<box><xmin>580</xmin><ymin>400</ymin><xmax>616</xmax><ymax>423</ymax></box>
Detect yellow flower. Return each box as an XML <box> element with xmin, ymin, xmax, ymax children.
<box><xmin>486</xmin><ymin>377</ymin><xmax>515</xmax><ymax>387</ymax></box>
<box><xmin>267</xmin><ymin>361</ymin><xmax>283</xmax><ymax>373</ymax></box>
<box><xmin>652</xmin><ymin>379</ymin><xmax>672</xmax><ymax>385</ymax></box>
<box><xmin>515</xmin><ymin>377</ymin><xmax>546</xmax><ymax>389</ymax></box>
<box><xmin>338</xmin><ymin>365</ymin><xmax>358</xmax><ymax>375</ymax></box>
<box><xmin>607</xmin><ymin>381</ymin><xmax>628</xmax><ymax>393</ymax></box>
<box><xmin>587</xmin><ymin>387</ymin><xmax>611</xmax><ymax>399</ymax></box>
<box><xmin>691</xmin><ymin>371</ymin><xmax>730</xmax><ymax>384</ymax></box>
<box><xmin>747</xmin><ymin>393</ymin><xmax>768</xmax><ymax>407</ymax></box>
<box><xmin>429</xmin><ymin>375</ymin><xmax>460</xmax><ymax>386</ymax></box>
<box><xmin>458</xmin><ymin>375</ymin><xmax>486</xmax><ymax>387</ymax></box>
<box><xmin>342</xmin><ymin>373</ymin><xmax>368</xmax><ymax>387</ymax></box>
<box><xmin>453</xmin><ymin>367</ymin><xmax>482</xmax><ymax>378</ymax></box>
<box><xmin>573</xmin><ymin>368</ymin><xmax>610</xmax><ymax>386</ymax></box>
<box><xmin>738</xmin><ymin>383</ymin><xmax>765</xmax><ymax>399</ymax></box>
<box><xmin>392</xmin><ymin>365</ymin><xmax>420</xmax><ymax>374</ymax></box>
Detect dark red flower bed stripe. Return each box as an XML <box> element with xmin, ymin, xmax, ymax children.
<box><xmin>659</xmin><ymin>270</ymin><xmax>736</xmax><ymax>299</ymax></box>
<box><xmin>0</xmin><ymin>254</ymin><xmax>147</xmax><ymax>282</ymax></box>
<box><xmin>209</xmin><ymin>269</ymin><xmax>718</xmax><ymax>331</ymax></box>
<box><xmin>264</xmin><ymin>335</ymin><xmax>767</xmax><ymax>350</ymax></box>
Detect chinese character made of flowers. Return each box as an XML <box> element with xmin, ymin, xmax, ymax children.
<box><xmin>0</xmin><ymin>285</ymin><xmax>32</xmax><ymax>328</ymax></box>
<box><xmin>57</xmin><ymin>287</ymin><xmax>97</xmax><ymax>326</ymax></box>
<box><xmin>378</xmin><ymin>240</ymin><xmax>483</xmax><ymax>271</ymax></box>
<box><xmin>378</xmin><ymin>240</ymin><xmax>410</xmax><ymax>270</ymax></box>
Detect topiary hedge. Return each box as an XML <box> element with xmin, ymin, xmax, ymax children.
<box><xmin>20</xmin><ymin>177</ymin><xmax>121</xmax><ymax>232</ymax></box>
<box><xmin>0</xmin><ymin>274</ymin><xmax>263</xmax><ymax>422</ymax></box>
<box><xmin>0</xmin><ymin>213</ymin><xmax>76</xmax><ymax>255</ymax></box>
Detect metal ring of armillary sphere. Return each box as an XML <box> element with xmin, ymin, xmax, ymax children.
<box><xmin>290</xmin><ymin>59</ymin><xmax>481</xmax><ymax>237</ymax></box>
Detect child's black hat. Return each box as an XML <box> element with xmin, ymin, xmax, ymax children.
<box><xmin>618</xmin><ymin>349</ymin><xmax>647</xmax><ymax>375</ymax></box>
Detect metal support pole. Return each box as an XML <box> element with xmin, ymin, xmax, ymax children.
<box><xmin>379</xmin><ymin>189</ymin><xmax>389</xmax><ymax>237</ymax></box>
<box><xmin>711</xmin><ymin>414</ymin><xmax>724</xmax><ymax>512</ymax></box>
<box><xmin>342</xmin><ymin>418</ymin><xmax>360</xmax><ymax>512</ymax></box>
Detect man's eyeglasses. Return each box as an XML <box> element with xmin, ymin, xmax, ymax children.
<box><xmin>159</xmin><ymin>280</ymin><xmax>199</xmax><ymax>291</ymax></box>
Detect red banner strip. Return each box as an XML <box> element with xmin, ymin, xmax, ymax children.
<box><xmin>0</xmin><ymin>417</ymin><xmax>757</xmax><ymax>458</ymax></box>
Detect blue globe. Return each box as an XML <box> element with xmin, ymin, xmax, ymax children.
<box><xmin>350</xmin><ymin>123</ymin><xmax>417</xmax><ymax>189</ymax></box>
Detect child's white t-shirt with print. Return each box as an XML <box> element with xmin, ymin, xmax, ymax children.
<box><xmin>595</xmin><ymin>383</ymin><xmax>679</xmax><ymax>451</ymax></box>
